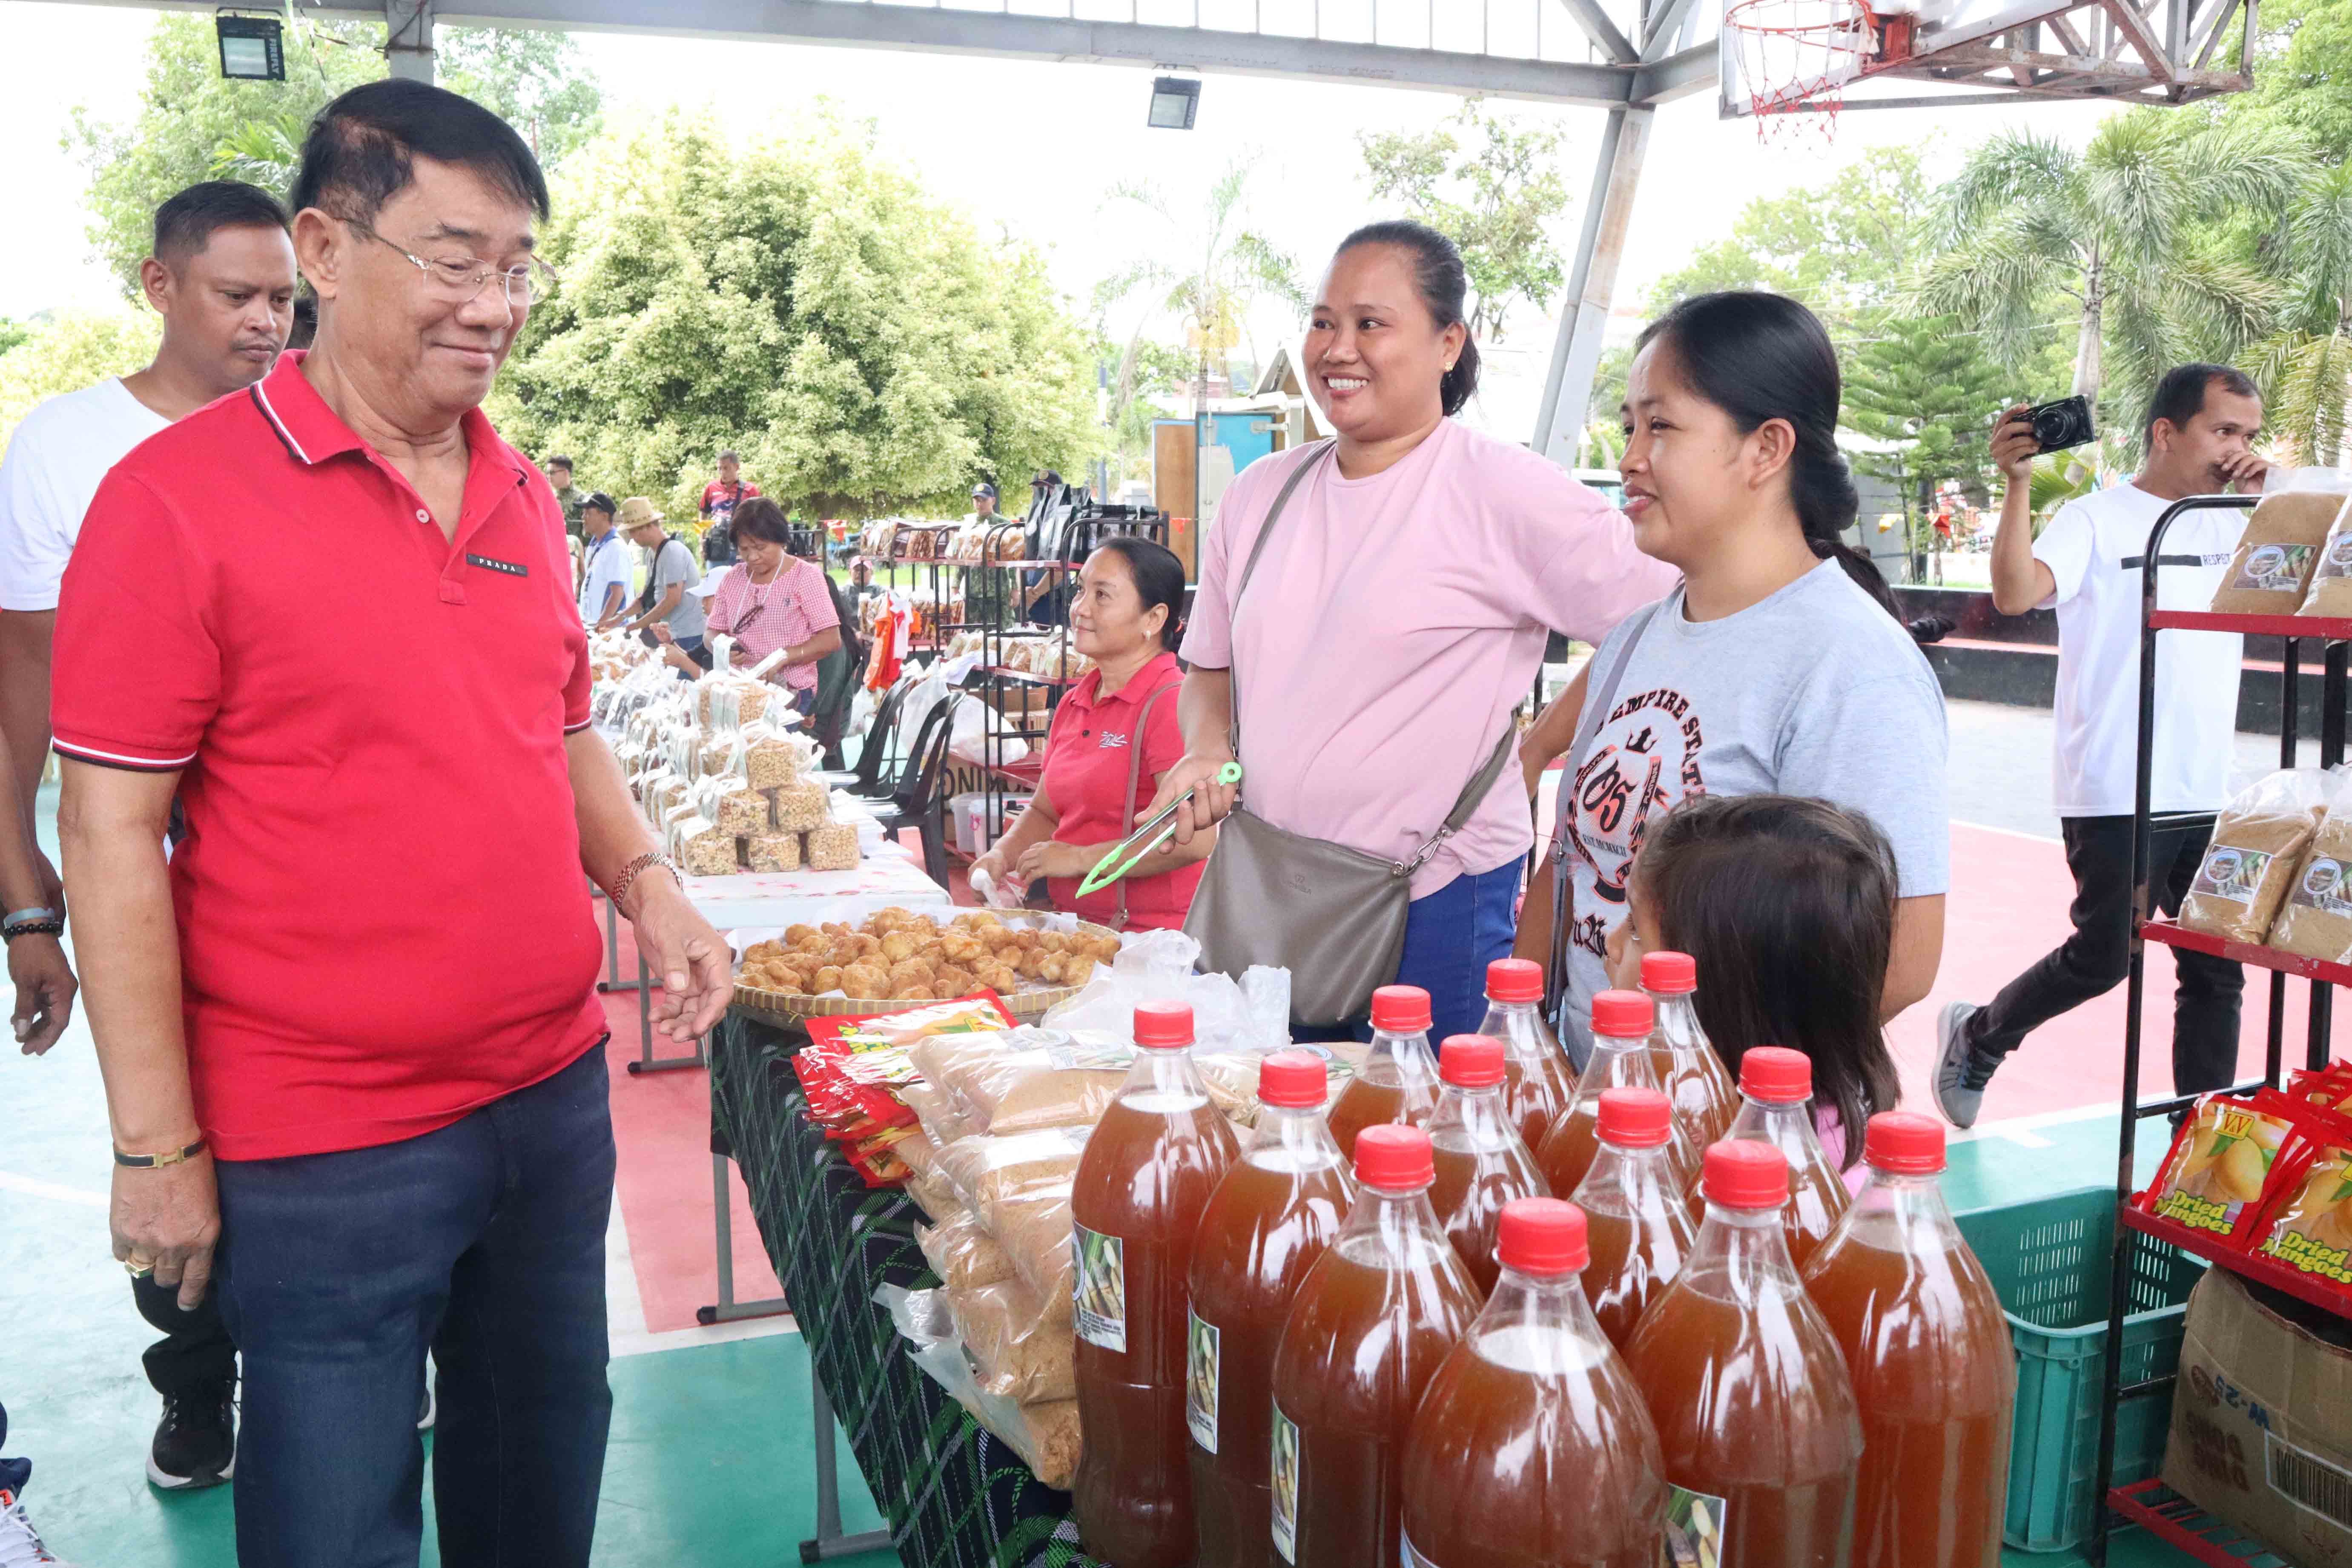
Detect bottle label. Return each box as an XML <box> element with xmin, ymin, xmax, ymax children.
<box><xmin>1663</xmin><ymin>1482</ymin><xmax>1729</xmax><ymax>1568</ymax></box>
<box><xmin>1072</xmin><ymin>1222</ymin><xmax>1126</xmax><ymax>1352</ymax></box>
<box><xmin>1269</xmin><ymin>1402</ymin><xmax>1300</xmax><ymax>1564</ymax></box>
<box><xmin>1186</xmin><ymin>1308</ymin><xmax>1220</xmax><ymax>1453</ymax></box>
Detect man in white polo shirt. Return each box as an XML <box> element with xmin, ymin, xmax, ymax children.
<box><xmin>0</xmin><ymin>180</ymin><xmax>295</xmax><ymax>1492</ymax></box>
<box><xmin>1937</xmin><ymin>364</ymin><xmax>2269</xmax><ymax>1127</ymax></box>
<box><xmin>577</xmin><ymin>492</ymin><xmax>630</xmax><ymax>631</ymax></box>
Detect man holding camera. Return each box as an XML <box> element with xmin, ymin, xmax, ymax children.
<box><xmin>1936</xmin><ymin>364</ymin><xmax>2269</xmax><ymax>1127</ymax></box>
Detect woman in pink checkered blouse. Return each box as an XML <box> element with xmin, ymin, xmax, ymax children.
<box><xmin>668</xmin><ymin>496</ymin><xmax>840</xmax><ymax>713</ymax></box>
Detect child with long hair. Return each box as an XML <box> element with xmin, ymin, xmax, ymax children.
<box><xmin>1604</xmin><ymin>792</ymin><xmax>1902</xmax><ymax>1175</ymax></box>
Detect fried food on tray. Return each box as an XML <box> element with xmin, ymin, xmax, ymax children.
<box><xmin>738</xmin><ymin>911</ymin><xmax>1120</xmax><ymax>1006</ymax></box>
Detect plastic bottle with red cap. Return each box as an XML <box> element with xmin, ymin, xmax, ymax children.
<box><xmin>1641</xmin><ymin>950</ymin><xmax>1741</xmax><ymax>1147</ymax></box>
<box><xmin>1072</xmin><ymin>1003</ymin><xmax>1242</xmax><ymax>1568</ymax></box>
<box><xmin>1399</xmin><ymin>1197</ymin><xmax>1669</xmax><ymax>1568</ymax></box>
<box><xmin>1701</xmin><ymin>1046</ymin><xmax>1852</xmax><ymax>1270</ymax></box>
<box><xmin>1626</xmin><ymin>1141</ymin><xmax>1864</xmax><ymax>1568</ymax></box>
<box><xmin>1537</xmin><ymin>991</ymin><xmax>1696</xmax><ymax>1204</ymax></box>
<box><xmin>1425</xmin><ymin>1035</ymin><xmax>1550</xmax><ymax>1294</ymax></box>
<box><xmin>1802</xmin><ymin>1114</ymin><xmax>2016</xmax><ymax>1568</ymax></box>
<box><xmin>1185</xmin><ymin>1051</ymin><xmax>1356</xmax><ymax>1568</ymax></box>
<box><xmin>1571</xmin><ymin>1086</ymin><xmax>1699</xmax><ymax>1353</ymax></box>
<box><xmin>1325</xmin><ymin>985</ymin><xmax>1443</xmax><ymax>1164</ymax></box>
<box><xmin>1477</xmin><ymin>957</ymin><xmax>1577</xmax><ymax>1151</ymax></box>
<box><xmin>1268</xmin><ymin>1124</ymin><xmax>1481</xmax><ymax>1568</ymax></box>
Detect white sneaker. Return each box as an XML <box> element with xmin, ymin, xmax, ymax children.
<box><xmin>0</xmin><ymin>1487</ymin><xmax>74</xmax><ymax>1568</ymax></box>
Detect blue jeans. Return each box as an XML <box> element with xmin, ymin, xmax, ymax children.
<box><xmin>1395</xmin><ymin>858</ymin><xmax>1525</xmax><ymax>1042</ymax></box>
<box><xmin>214</xmin><ymin>1041</ymin><xmax>615</xmax><ymax>1568</ymax></box>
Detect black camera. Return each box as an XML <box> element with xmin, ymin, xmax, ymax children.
<box><xmin>2025</xmin><ymin>394</ymin><xmax>2095</xmax><ymax>453</ymax></box>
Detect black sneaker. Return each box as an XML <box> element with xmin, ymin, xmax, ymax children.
<box><xmin>147</xmin><ymin>1381</ymin><xmax>235</xmax><ymax>1491</ymax></box>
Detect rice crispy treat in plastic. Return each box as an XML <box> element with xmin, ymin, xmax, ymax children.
<box><xmin>676</xmin><ymin>818</ymin><xmax>740</xmax><ymax>877</ymax></box>
<box><xmin>746</xmin><ymin>832</ymin><xmax>802</xmax><ymax>873</ymax></box>
<box><xmin>715</xmin><ymin>790</ymin><xmax>770</xmax><ymax>835</ymax></box>
<box><xmin>805</xmin><ymin>823</ymin><xmax>860</xmax><ymax>871</ymax></box>
<box><xmin>772</xmin><ymin>781</ymin><xmax>830</xmax><ymax>832</ymax></box>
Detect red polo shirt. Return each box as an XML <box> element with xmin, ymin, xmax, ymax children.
<box><xmin>50</xmin><ymin>353</ymin><xmax>606</xmax><ymax>1161</ymax></box>
<box><xmin>1041</xmin><ymin>651</ymin><xmax>1202</xmax><ymax>932</ymax></box>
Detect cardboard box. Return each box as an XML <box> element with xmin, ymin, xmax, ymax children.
<box><xmin>2162</xmin><ymin>1269</ymin><xmax>2352</xmax><ymax>1565</ymax></box>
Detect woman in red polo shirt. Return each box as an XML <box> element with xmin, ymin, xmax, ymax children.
<box><xmin>972</xmin><ymin>537</ymin><xmax>1209</xmax><ymax>930</ymax></box>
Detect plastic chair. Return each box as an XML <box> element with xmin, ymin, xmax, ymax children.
<box><xmin>872</xmin><ymin>701</ymin><xmax>958</xmax><ymax>886</ymax></box>
<box><xmin>824</xmin><ymin>679</ymin><xmax>909</xmax><ymax>797</ymax></box>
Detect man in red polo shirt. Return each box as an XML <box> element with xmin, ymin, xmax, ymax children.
<box><xmin>52</xmin><ymin>80</ymin><xmax>729</xmax><ymax>1568</ymax></box>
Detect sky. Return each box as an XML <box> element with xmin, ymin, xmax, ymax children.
<box><xmin>1</xmin><ymin>0</ymin><xmax>2121</xmax><ymax>434</ymax></box>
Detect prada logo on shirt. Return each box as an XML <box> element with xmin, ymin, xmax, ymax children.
<box><xmin>1097</xmin><ymin>731</ymin><xmax>1131</xmax><ymax>750</ymax></box>
<box><xmin>466</xmin><ymin>553</ymin><xmax>528</xmax><ymax>577</ymax></box>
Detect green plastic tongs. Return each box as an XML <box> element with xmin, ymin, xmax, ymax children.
<box><xmin>1076</xmin><ymin>761</ymin><xmax>1244</xmax><ymax>897</ymax></box>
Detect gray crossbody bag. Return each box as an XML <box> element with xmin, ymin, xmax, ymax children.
<box><xmin>1184</xmin><ymin>440</ymin><xmax>1520</xmax><ymax>1027</ymax></box>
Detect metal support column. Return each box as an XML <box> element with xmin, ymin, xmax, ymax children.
<box><xmin>801</xmin><ymin>1379</ymin><xmax>892</xmax><ymax>1562</ymax></box>
<box><xmin>385</xmin><ymin>0</ymin><xmax>435</xmax><ymax>80</ymax></box>
<box><xmin>1533</xmin><ymin>104</ymin><xmax>1655</xmax><ymax>469</ymax></box>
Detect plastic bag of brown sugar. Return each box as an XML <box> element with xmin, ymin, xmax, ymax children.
<box><xmin>984</xmin><ymin>1398</ymin><xmax>1081</xmax><ymax>1491</ymax></box>
<box><xmin>903</xmin><ymin>1167</ymin><xmax>964</xmax><ymax>1224</ymax></box>
<box><xmin>2180</xmin><ymin>768</ymin><xmax>2332</xmax><ymax>943</ymax></box>
<box><xmin>2299</xmin><ymin>495</ymin><xmax>2352</xmax><ymax>617</ymax></box>
<box><xmin>953</xmin><ymin>1037</ymin><xmax>1130</xmax><ymax>1135</ymax></box>
<box><xmin>2212</xmin><ymin>476</ymin><xmax>2350</xmax><ymax>614</ymax></box>
<box><xmin>985</xmin><ymin>1181</ymin><xmax>1076</xmax><ymax>1312</ymax></box>
<box><xmin>932</xmin><ymin>1126</ymin><xmax>1091</xmax><ymax>1210</ymax></box>
<box><xmin>915</xmin><ymin>1210</ymin><xmax>1017</xmax><ymax>1293</ymax></box>
<box><xmin>899</xmin><ymin>1081</ymin><xmax>985</xmax><ymax>1147</ymax></box>
<box><xmin>951</xmin><ymin>1278</ymin><xmax>1077</xmax><ymax>1405</ymax></box>
<box><xmin>2267</xmin><ymin>770</ymin><xmax>2352</xmax><ymax>962</ymax></box>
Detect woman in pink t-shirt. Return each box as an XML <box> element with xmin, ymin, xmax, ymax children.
<box><xmin>1151</xmin><ymin>221</ymin><xmax>1676</xmax><ymax>1040</ymax></box>
<box><xmin>660</xmin><ymin>497</ymin><xmax>840</xmax><ymax>715</ymax></box>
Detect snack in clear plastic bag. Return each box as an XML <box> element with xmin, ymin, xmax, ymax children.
<box><xmin>806</xmin><ymin>822</ymin><xmax>860</xmax><ymax>871</ymax></box>
<box><xmin>904</xmin><ymin>1168</ymin><xmax>964</xmax><ymax>1222</ymax></box>
<box><xmin>911</xmin><ymin>1030</ymin><xmax>1129</xmax><ymax>1135</ymax></box>
<box><xmin>933</xmin><ymin>1127</ymin><xmax>1091</xmax><ymax>1211</ymax></box>
<box><xmin>747</xmin><ymin>734</ymin><xmax>805</xmax><ymax>791</ymax></box>
<box><xmin>987</xmin><ymin>1181</ymin><xmax>1076</xmax><ymax>1307</ymax></box>
<box><xmin>772</xmin><ymin>781</ymin><xmax>830</xmax><ymax>832</ymax></box>
<box><xmin>900</xmin><ymin>1081</ymin><xmax>985</xmax><ymax>1146</ymax></box>
<box><xmin>951</xmin><ymin>1278</ymin><xmax>1077</xmax><ymax>1405</ymax></box>
<box><xmin>2298</xmin><ymin>494</ymin><xmax>2352</xmax><ymax>617</ymax></box>
<box><xmin>715</xmin><ymin>790</ymin><xmax>770</xmax><ymax>835</ymax></box>
<box><xmin>2144</xmin><ymin>1092</ymin><xmax>2299</xmax><ymax>1236</ymax></box>
<box><xmin>747</xmin><ymin>831</ymin><xmax>802</xmax><ymax>873</ymax></box>
<box><xmin>676</xmin><ymin>817</ymin><xmax>740</xmax><ymax>877</ymax></box>
<box><xmin>915</xmin><ymin>1209</ymin><xmax>1018</xmax><ymax>1293</ymax></box>
<box><xmin>2180</xmin><ymin>769</ymin><xmax>2330</xmax><ymax>943</ymax></box>
<box><xmin>2214</xmin><ymin>475</ymin><xmax>2349</xmax><ymax>614</ymax></box>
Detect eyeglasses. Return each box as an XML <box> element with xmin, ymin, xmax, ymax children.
<box><xmin>344</xmin><ymin>219</ymin><xmax>559</xmax><ymax>307</ymax></box>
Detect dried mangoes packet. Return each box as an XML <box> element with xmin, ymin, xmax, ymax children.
<box><xmin>2257</xmin><ymin>1139</ymin><xmax>2352</xmax><ymax>1290</ymax></box>
<box><xmin>2143</xmin><ymin>1091</ymin><xmax>2299</xmax><ymax>1238</ymax></box>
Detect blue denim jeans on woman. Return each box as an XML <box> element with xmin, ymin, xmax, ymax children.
<box><xmin>214</xmin><ymin>1039</ymin><xmax>615</xmax><ymax>1568</ymax></box>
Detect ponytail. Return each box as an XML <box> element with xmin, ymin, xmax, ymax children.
<box><xmin>1637</xmin><ymin>291</ymin><xmax>1901</xmax><ymax>624</ymax></box>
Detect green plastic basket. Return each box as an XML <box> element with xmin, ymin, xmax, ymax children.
<box><xmin>1953</xmin><ymin>1187</ymin><xmax>2209</xmax><ymax>1554</ymax></box>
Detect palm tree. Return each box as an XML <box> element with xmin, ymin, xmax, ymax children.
<box><xmin>2251</xmin><ymin>161</ymin><xmax>2352</xmax><ymax>462</ymax></box>
<box><xmin>1916</xmin><ymin>113</ymin><xmax>2308</xmax><ymax>427</ymax></box>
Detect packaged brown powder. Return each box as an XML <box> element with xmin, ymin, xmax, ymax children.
<box><xmin>2299</xmin><ymin>499</ymin><xmax>2352</xmax><ymax>618</ymax></box>
<box><xmin>2269</xmin><ymin>771</ymin><xmax>2352</xmax><ymax>963</ymax></box>
<box><xmin>915</xmin><ymin>1210</ymin><xmax>1017</xmax><ymax>1293</ymax></box>
<box><xmin>932</xmin><ymin>1127</ymin><xmax>1090</xmax><ymax>1210</ymax></box>
<box><xmin>2212</xmin><ymin>485</ymin><xmax>2346</xmax><ymax>615</ymax></box>
<box><xmin>950</xmin><ymin>1278</ymin><xmax>1077</xmax><ymax>1405</ymax></box>
<box><xmin>986</xmin><ymin>1182</ymin><xmax>1076</xmax><ymax>1311</ymax></box>
<box><xmin>2180</xmin><ymin>769</ymin><xmax>2332</xmax><ymax>943</ymax></box>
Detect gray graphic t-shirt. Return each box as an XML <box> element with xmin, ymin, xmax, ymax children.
<box><xmin>1555</xmin><ymin>559</ymin><xmax>1951</xmax><ymax>1039</ymax></box>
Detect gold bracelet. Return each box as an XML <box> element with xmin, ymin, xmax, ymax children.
<box><xmin>608</xmin><ymin>851</ymin><xmax>678</xmax><ymax>915</ymax></box>
<box><xmin>115</xmin><ymin>1138</ymin><xmax>207</xmax><ymax>1169</ymax></box>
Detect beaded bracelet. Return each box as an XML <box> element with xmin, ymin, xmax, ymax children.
<box><xmin>2</xmin><ymin>920</ymin><xmax>64</xmax><ymax>944</ymax></box>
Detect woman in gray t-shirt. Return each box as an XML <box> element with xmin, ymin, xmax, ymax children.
<box><xmin>1515</xmin><ymin>291</ymin><xmax>1950</xmax><ymax>1049</ymax></box>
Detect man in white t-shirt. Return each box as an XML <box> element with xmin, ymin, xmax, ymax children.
<box><xmin>577</xmin><ymin>493</ymin><xmax>630</xmax><ymax>629</ymax></box>
<box><xmin>0</xmin><ymin>179</ymin><xmax>295</xmax><ymax>1494</ymax></box>
<box><xmin>1937</xmin><ymin>365</ymin><xmax>2269</xmax><ymax>1127</ymax></box>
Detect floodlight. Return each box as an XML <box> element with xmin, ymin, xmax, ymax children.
<box><xmin>1147</xmin><ymin>77</ymin><xmax>1200</xmax><ymax>130</ymax></box>
<box><xmin>216</xmin><ymin>12</ymin><xmax>286</xmax><ymax>81</ymax></box>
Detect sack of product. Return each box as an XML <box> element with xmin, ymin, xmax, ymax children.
<box><xmin>932</xmin><ymin>1126</ymin><xmax>1090</xmax><ymax>1211</ymax></box>
<box><xmin>910</xmin><ymin>1028</ymin><xmax>1128</xmax><ymax>1136</ymax></box>
<box><xmin>949</xmin><ymin>1278</ymin><xmax>1077</xmax><ymax>1404</ymax></box>
<box><xmin>878</xmin><ymin>1285</ymin><xmax>1085</xmax><ymax>1489</ymax></box>
<box><xmin>2299</xmin><ymin>494</ymin><xmax>2352</xmax><ymax>618</ymax></box>
<box><xmin>2179</xmin><ymin>769</ymin><xmax>2331</xmax><ymax>943</ymax></box>
<box><xmin>2212</xmin><ymin>471</ymin><xmax>2352</xmax><ymax>615</ymax></box>
<box><xmin>985</xmin><ymin>1181</ymin><xmax>1076</xmax><ymax>1309</ymax></box>
<box><xmin>915</xmin><ymin>1209</ymin><xmax>1018</xmax><ymax>1293</ymax></box>
<box><xmin>2270</xmin><ymin>772</ymin><xmax>2352</xmax><ymax>963</ymax></box>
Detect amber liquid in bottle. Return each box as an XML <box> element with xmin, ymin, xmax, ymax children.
<box><xmin>1325</xmin><ymin>1022</ymin><xmax>1440</xmax><ymax>1164</ymax></box>
<box><xmin>1645</xmin><ymin>982</ymin><xmax>1738</xmax><ymax>1147</ymax></box>
<box><xmin>1478</xmin><ymin>988</ymin><xmax>1576</xmax><ymax>1153</ymax></box>
<box><xmin>1697</xmin><ymin>1088</ymin><xmax>1851</xmax><ymax>1272</ymax></box>
<box><xmin>1268</xmin><ymin>1163</ymin><xmax>1480</xmax><ymax>1566</ymax></box>
<box><xmin>1187</xmin><ymin>1101</ymin><xmax>1353</xmax><ymax>1568</ymax></box>
<box><xmin>1073</xmin><ymin>1038</ymin><xmax>1242</xmax><ymax>1568</ymax></box>
<box><xmin>1804</xmin><ymin>1171</ymin><xmax>2016</xmax><ymax>1568</ymax></box>
<box><xmin>1539</xmin><ymin>1027</ymin><xmax>1695</xmax><ymax>1200</ymax></box>
<box><xmin>1426</xmin><ymin>1073</ymin><xmax>1549</xmax><ymax>1295</ymax></box>
<box><xmin>1626</xmin><ymin>1194</ymin><xmax>1863</xmax><ymax>1568</ymax></box>
<box><xmin>1572</xmin><ymin>1132</ymin><xmax>1698</xmax><ymax>1353</ymax></box>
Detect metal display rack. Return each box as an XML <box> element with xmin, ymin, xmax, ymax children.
<box><xmin>2092</xmin><ymin>492</ymin><xmax>2352</xmax><ymax>1563</ymax></box>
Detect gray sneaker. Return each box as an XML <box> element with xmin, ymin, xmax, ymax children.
<box><xmin>1934</xmin><ymin>1001</ymin><xmax>1989</xmax><ymax>1129</ymax></box>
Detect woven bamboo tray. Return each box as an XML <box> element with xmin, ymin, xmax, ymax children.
<box><xmin>729</xmin><ymin>917</ymin><xmax>1118</xmax><ymax>1026</ymax></box>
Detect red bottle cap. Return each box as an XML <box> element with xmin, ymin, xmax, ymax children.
<box><xmin>1597</xmin><ymin>1086</ymin><xmax>1673</xmax><ymax>1149</ymax></box>
<box><xmin>1133</xmin><ymin>1002</ymin><xmax>1194</xmax><ymax>1049</ymax></box>
<box><xmin>1497</xmin><ymin>1197</ymin><xmax>1589</xmax><ymax>1276</ymax></box>
<box><xmin>1641</xmin><ymin>950</ymin><xmax>1698</xmax><ymax>995</ymax></box>
<box><xmin>1354</xmin><ymin>1123</ymin><xmax>1435</xmax><ymax>1190</ymax></box>
<box><xmin>1703</xmin><ymin>1140</ymin><xmax>1790</xmax><ymax>1210</ymax></box>
<box><xmin>1485</xmin><ymin>957</ymin><xmax>1544</xmax><ymax>1003</ymax></box>
<box><xmin>1864</xmin><ymin>1111</ymin><xmax>1947</xmax><ymax>1175</ymax></box>
<box><xmin>1739</xmin><ymin>1046</ymin><xmax>1812</xmax><ymax>1104</ymax></box>
<box><xmin>1369</xmin><ymin>985</ymin><xmax>1433</xmax><ymax>1033</ymax></box>
<box><xmin>1257</xmin><ymin>1050</ymin><xmax>1328</xmax><ymax>1109</ymax></box>
<box><xmin>1439</xmin><ymin>1035</ymin><xmax>1506</xmax><ymax>1088</ymax></box>
<box><xmin>1589</xmin><ymin>989</ymin><xmax>1655</xmax><ymax>1040</ymax></box>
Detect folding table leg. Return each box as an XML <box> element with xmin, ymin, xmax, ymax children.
<box><xmin>696</xmin><ymin>1149</ymin><xmax>789</xmax><ymax>1326</ymax></box>
<box><xmin>595</xmin><ymin>891</ymin><xmax>644</xmax><ymax>994</ymax></box>
<box><xmin>800</xmin><ymin>1378</ymin><xmax>893</xmax><ymax>1563</ymax></box>
<box><xmin>625</xmin><ymin>949</ymin><xmax>708</xmax><ymax>1075</ymax></box>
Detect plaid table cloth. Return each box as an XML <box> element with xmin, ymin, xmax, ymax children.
<box><xmin>708</xmin><ymin>1012</ymin><xmax>1111</xmax><ymax>1568</ymax></box>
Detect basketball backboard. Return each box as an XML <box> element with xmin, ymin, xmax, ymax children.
<box><xmin>1720</xmin><ymin>0</ymin><xmax>2257</xmax><ymax>119</ymax></box>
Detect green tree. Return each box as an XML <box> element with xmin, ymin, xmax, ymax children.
<box><xmin>1844</xmin><ymin>309</ymin><xmax>2012</xmax><ymax>573</ymax></box>
<box><xmin>2224</xmin><ymin>0</ymin><xmax>2352</xmax><ymax>164</ymax></box>
<box><xmin>490</xmin><ymin>110</ymin><xmax>1099</xmax><ymax>522</ymax></box>
<box><xmin>0</xmin><ymin>308</ymin><xmax>161</xmax><ymax>459</ymax></box>
<box><xmin>71</xmin><ymin>15</ymin><xmax>602</xmax><ymax>288</ymax></box>
<box><xmin>1358</xmin><ymin>100</ymin><xmax>1573</xmax><ymax>340</ymax></box>
<box><xmin>2247</xmin><ymin>161</ymin><xmax>2352</xmax><ymax>461</ymax></box>
<box><xmin>1099</xmin><ymin>334</ymin><xmax>1193</xmax><ymax>482</ymax></box>
<box><xmin>1915</xmin><ymin>114</ymin><xmax>2308</xmax><ymax>426</ymax></box>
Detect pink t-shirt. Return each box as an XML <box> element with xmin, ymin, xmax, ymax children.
<box><xmin>1181</xmin><ymin>420</ymin><xmax>1678</xmax><ymax>898</ymax></box>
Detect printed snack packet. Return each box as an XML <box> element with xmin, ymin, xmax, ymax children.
<box><xmin>2179</xmin><ymin>769</ymin><xmax>2332</xmax><ymax>944</ymax></box>
<box><xmin>2142</xmin><ymin>1090</ymin><xmax>2301</xmax><ymax>1240</ymax></box>
<box><xmin>2213</xmin><ymin>474</ymin><xmax>2347</xmax><ymax>615</ymax></box>
<box><xmin>2300</xmin><ymin>490</ymin><xmax>2352</xmax><ymax>617</ymax></box>
<box><xmin>2254</xmin><ymin>1130</ymin><xmax>2352</xmax><ymax>1293</ymax></box>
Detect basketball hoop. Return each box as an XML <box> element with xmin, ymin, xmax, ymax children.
<box><xmin>1725</xmin><ymin>0</ymin><xmax>1876</xmax><ymax>143</ymax></box>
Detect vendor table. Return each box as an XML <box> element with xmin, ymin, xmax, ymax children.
<box><xmin>708</xmin><ymin>1011</ymin><xmax>1108</xmax><ymax>1568</ymax></box>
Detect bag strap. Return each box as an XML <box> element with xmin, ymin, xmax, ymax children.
<box><xmin>1544</xmin><ymin>599</ymin><xmax>1666</xmax><ymax>1012</ymax></box>
<box><xmin>1112</xmin><ymin>676</ymin><xmax>1186</xmax><ymax>930</ymax></box>
<box><xmin>1223</xmin><ymin>440</ymin><xmax>1337</xmax><ymax>757</ymax></box>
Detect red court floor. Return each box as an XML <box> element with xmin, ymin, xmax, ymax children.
<box><xmin>599</xmin><ymin>820</ymin><xmax>2349</xmax><ymax>1336</ymax></box>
